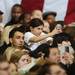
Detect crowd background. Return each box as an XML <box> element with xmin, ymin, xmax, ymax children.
<box><xmin>0</xmin><ymin>1</ymin><xmax>75</xmax><ymax>75</ymax></box>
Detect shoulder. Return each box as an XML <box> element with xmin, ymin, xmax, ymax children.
<box><xmin>25</xmin><ymin>32</ymin><xmax>33</xmax><ymax>35</ymax></box>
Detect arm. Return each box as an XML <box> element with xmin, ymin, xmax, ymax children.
<box><xmin>29</xmin><ymin>28</ymin><xmax>61</xmax><ymax>43</ymax></box>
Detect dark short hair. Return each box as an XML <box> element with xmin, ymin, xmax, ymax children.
<box><xmin>37</xmin><ymin>63</ymin><xmax>59</xmax><ymax>75</ymax></box>
<box><xmin>43</xmin><ymin>11</ymin><xmax>57</xmax><ymax>20</ymax></box>
<box><xmin>29</xmin><ymin>18</ymin><xmax>44</xmax><ymax>28</ymax></box>
<box><xmin>0</xmin><ymin>10</ymin><xmax>3</xmax><ymax>15</ymax></box>
<box><xmin>9</xmin><ymin>27</ymin><xmax>24</xmax><ymax>38</ymax></box>
<box><xmin>44</xmin><ymin>45</ymin><xmax>58</xmax><ymax>58</ymax></box>
<box><xmin>53</xmin><ymin>33</ymin><xmax>71</xmax><ymax>44</ymax></box>
<box><xmin>55</xmin><ymin>21</ymin><xmax>64</xmax><ymax>27</ymax></box>
<box><xmin>11</xmin><ymin>4</ymin><xmax>22</xmax><ymax>13</ymax></box>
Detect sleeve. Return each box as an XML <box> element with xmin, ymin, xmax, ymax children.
<box><xmin>24</xmin><ymin>32</ymin><xmax>34</xmax><ymax>44</ymax></box>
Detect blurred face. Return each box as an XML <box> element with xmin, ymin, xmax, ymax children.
<box><xmin>32</xmin><ymin>10</ymin><xmax>42</xmax><ymax>20</ymax></box>
<box><xmin>9</xmin><ymin>63</ymin><xmax>17</xmax><ymax>75</ymax></box>
<box><xmin>12</xmin><ymin>6</ymin><xmax>22</xmax><ymax>20</ymax></box>
<box><xmin>46</xmin><ymin>48</ymin><xmax>60</xmax><ymax>63</ymax></box>
<box><xmin>43</xmin><ymin>21</ymin><xmax>50</xmax><ymax>33</ymax></box>
<box><xmin>47</xmin><ymin>15</ymin><xmax>55</xmax><ymax>24</ymax></box>
<box><xmin>18</xmin><ymin>54</ymin><xmax>31</xmax><ymax>68</ymax></box>
<box><xmin>10</xmin><ymin>31</ymin><xmax>24</xmax><ymax>48</ymax></box>
<box><xmin>24</xmin><ymin>14</ymin><xmax>31</xmax><ymax>23</ymax></box>
<box><xmin>0</xmin><ymin>15</ymin><xmax>3</xmax><ymax>22</ymax></box>
<box><xmin>0</xmin><ymin>62</ymin><xmax>10</xmax><ymax>75</ymax></box>
<box><xmin>0</xmin><ymin>26</ymin><xmax>3</xmax><ymax>40</ymax></box>
<box><xmin>50</xmin><ymin>65</ymin><xmax>67</xmax><ymax>75</ymax></box>
<box><xmin>31</xmin><ymin>25</ymin><xmax>43</xmax><ymax>36</ymax></box>
<box><xmin>55</xmin><ymin>24</ymin><xmax>63</xmax><ymax>33</ymax></box>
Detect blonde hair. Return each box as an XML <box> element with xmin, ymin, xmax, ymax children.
<box><xmin>10</xmin><ymin>50</ymin><xmax>30</xmax><ymax>63</ymax></box>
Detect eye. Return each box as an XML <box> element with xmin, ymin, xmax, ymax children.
<box><xmin>22</xmin><ymin>59</ymin><xmax>25</xmax><ymax>62</ymax></box>
<box><xmin>16</xmin><ymin>36</ymin><xmax>20</xmax><ymax>39</ymax></box>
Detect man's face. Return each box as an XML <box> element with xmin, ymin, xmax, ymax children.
<box><xmin>46</xmin><ymin>48</ymin><xmax>60</xmax><ymax>63</ymax></box>
<box><xmin>10</xmin><ymin>31</ymin><xmax>24</xmax><ymax>48</ymax></box>
<box><xmin>0</xmin><ymin>62</ymin><xmax>10</xmax><ymax>75</ymax></box>
<box><xmin>31</xmin><ymin>25</ymin><xmax>43</xmax><ymax>36</ymax></box>
<box><xmin>12</xmin><ymin>6</ymin><xmax>22</xmax><ymax>20</ymax></box>
<box><xmin>47</xmin><ymin>15</ymin><xmax>55</xmax><ymax>24</ymax></box>
<box><xmin>32</xmin><ymin>10</ymin><xmax>42</xmax><ymax>20</ymax></box>
<box><xmin>50</xmin><ymin>65</ymin><xmax>67</xmax><ymax>75</ymax></box>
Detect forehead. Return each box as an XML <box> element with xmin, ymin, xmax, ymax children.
<box><xmin>50</xmin><ymin>65</ymin><xmax>61</xmax><ymax>71</ymax></box>
<box><xmin>44</xmin><ymin>22</ymin><xmax>49</xmax><ymax>26</ymax></box>
<box><xmin>21</xmin><ymin>54</ymin><xmax>29</xmax><ymax>59</ymax></box>
<box><xmin>12</xmin><ymin>7</ymin><xmax>22</xmax><ymax>12</ymax></box>
<box><xmin>49</xmin><ymin>48</ymin><xmax>59</xmax><ymax>52</ymax></box>
<box><xmin>34</xmin><ymin>25</ymin><xmax>44</xmax><ymax>29</ymax></box>
<box><xmin>14</xmin><ymin>31</ymin><xmax>24</xmax><ymax>37</ymax></box>
<box><xmin>37</xmin><ymin>25</ymin><xmax>43</xmax><ymax>28</ymax></box>
<box><xmin>47</xmin><ymin>15</ymin><xmax>55</xmax><ymax>18</ymax></box>
<box><xmin>33</xmin><ymin>10</ymin><xmax>42</xmax><ymax>14</ymax></box>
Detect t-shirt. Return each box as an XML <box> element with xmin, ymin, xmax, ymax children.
<box><xmin>24</xmin><ymin>32</ymin><xmax>53</xmax><ymax>51</ymax></box>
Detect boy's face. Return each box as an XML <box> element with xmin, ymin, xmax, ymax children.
<box><xmin>31</xmin><ymin>25</ymin><xmax>43</xmax><ymax>36</ymax></box>
<box><xmin>46</xmin><ymin>48</ymin><xmax>60</xmax><ymax>63</ymax></box>
<box><xmin>10</xmin><ymin>31</ymin><xmax>24</xmax><ymax>48</ymax></box>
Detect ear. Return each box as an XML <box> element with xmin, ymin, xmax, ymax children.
<box><xmin>9</xmin><ymin>38</ymin><xmax>13</xmax><ymax>44</ymax></box>
<box><xmin>30</xmin><ymin>26</ymin><xmax>33</xmax><ymax>31</ymax></box>
<box><xmin>15</xmin><ymin>63</ymin><xmax>18</xmax><ymax>66</ymax></box>
<box><xmin>45</xmin><ymin>57</ymin><xmax>49</xmax><ymax>61</ymax></box>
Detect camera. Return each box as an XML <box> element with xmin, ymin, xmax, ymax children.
<box><xmin>65</xmin><ymin>46</ymin><xmax>69</xmax><ymax>53</ymax></box>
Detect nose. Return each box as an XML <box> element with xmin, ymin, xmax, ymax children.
<box><xmin>57</xmin><ymin>55</ymin><xmax>60</xmax><ymax>61</ymax></box>
<box><xmin>20</xmin><ymin>38</ymin><xmax>24</xmax><ymax>43</ymax></box>
<box><xmin>39</xmin><ymin>29</ymin><xmax>43</xmax><ymax>33</ymax></box>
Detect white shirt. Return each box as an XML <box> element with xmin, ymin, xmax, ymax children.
<box><xmin>24</xmin><ymin>32</ymin><xmax>53</xmax><ymax>51</ymax></box>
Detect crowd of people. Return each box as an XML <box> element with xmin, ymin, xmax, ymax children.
<box><xmin>0</xmin><ymin>3</ymin><xmax>75</xmax><ymax>75</ymax></box>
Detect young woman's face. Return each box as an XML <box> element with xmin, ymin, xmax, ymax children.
<box><xmin>18</xmin><ymin>54</ymin><xmax>31</xmax><ymax>68</ymax></box>
<box><xmin>31</xmin><ymin>25</ymin><xmax>43</xmax><ymax>36</ymax></box>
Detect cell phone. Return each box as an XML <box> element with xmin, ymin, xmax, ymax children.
<box><xmin>56</xmin><ymin>24</ymin><xmax>62</xmax><ymax>30</ymax></box>
<box><xmin>65</xmin><ymin>46</ymin><xmax>69</xmax><ymax>53</ymax></box>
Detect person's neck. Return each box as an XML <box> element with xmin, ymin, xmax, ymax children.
<box><xmin>31</xmin><ymin>31</ymin><xmax>40</xmax><ymax>36</ymax></box>
<box><xmin>12</xmin><ymin>45</ymin><xmax>23</xmax><ymax>50</ymax></box>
